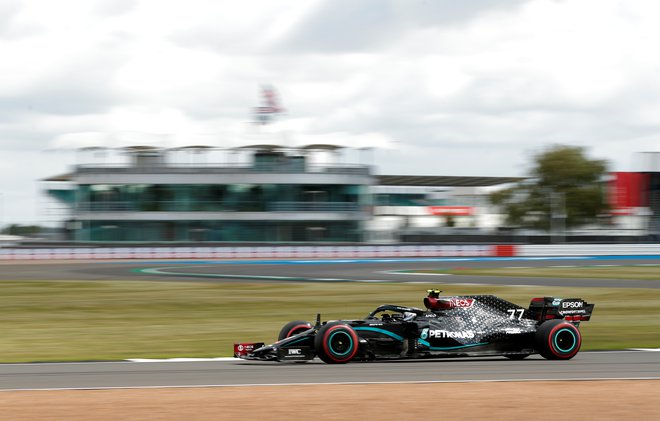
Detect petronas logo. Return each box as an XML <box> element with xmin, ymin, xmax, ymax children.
<box><xmin>420</xmin><ymin>328</ymin><xmax>429</xmax><ymax>340</ymax></box>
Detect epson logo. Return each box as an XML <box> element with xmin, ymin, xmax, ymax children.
<box><xmin>562</xmin><ymin>301</ymin><xmax>583</xmax><ymax>309</ymax></box>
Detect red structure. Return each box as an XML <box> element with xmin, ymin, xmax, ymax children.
<box><xmin>609</xmin><ymin>172</ymin><xmax>650</xmax><ymax>215</ymax></box>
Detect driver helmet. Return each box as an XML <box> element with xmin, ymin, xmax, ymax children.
<box><xmin>427</xmin><ymin>289</ymin><xmax>442</xmax><ymax>299</ymax></box>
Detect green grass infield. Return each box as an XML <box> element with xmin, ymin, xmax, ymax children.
<box><xmin>1</xmin><ymin>279</ymin><xmax>659</xmax><ymax>362</ymax></box>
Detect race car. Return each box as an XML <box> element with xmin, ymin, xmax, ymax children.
<box><xmin>234</xmin><ymin>290</ymin><xmax>594</xmax><ymax>363</ymax></box>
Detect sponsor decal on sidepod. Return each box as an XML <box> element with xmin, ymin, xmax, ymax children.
<box><xmin>421</xmin><ymin>328</ymin><xmax>475</xmax><ymax>340</ymax></box>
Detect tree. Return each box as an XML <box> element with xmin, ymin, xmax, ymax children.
<box><xmin>1</xmin><ymin>224</ymin><xmax>43</xmax><ymax>236</ymax></box>
<box><xmin>490</xmin><ymin>145</ymin><xmax>609</xmax><ymax>231</ymax></box>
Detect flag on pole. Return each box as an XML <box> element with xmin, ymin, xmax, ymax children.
<box><xmin>254</xmin><ymin>85</ymin><xmax>284</xmax><ymax>124</ymax></box>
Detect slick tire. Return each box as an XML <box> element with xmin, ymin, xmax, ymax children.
<box><xmin>535</xmin><ymin>319</ymin><xmax>582</xmax><ymax>360</ymax></box>
<box><xmin>278</xmin><ymin>320</ymin><xmax>313</xmax><ymax>341</ymax></box>
<box><xmin>314</xmin><ymin>322</ymin><xmax>359</xmax><ymax>364</ymax></box>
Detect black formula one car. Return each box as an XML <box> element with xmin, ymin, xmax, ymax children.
<box><xmin>234</xmin><ymin>290</ymin><xmax>594</xmax><ymax>364</ymax></box>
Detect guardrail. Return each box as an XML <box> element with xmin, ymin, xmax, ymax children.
<box><xmin>0</xmin><ymin>245</ymin><xmax>499</xmax><ymax>260</ymax></box>
<box><xmin>518</xmin><ymin>244</ymin><xmax>660</xmax><ymax>256</ymax></box>
<box><xmin>1</xmin><ymin>244</ymin><xmax>659</xmax><ymax>260</ymax></box>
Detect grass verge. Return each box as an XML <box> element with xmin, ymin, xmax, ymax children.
<box><xmin>1</xmin><ymin>280</ymin><xmax>659</xmax><ymax>362</ymax></box>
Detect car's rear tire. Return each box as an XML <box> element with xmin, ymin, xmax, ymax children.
<box><xmin>535</xmin><ymin>319</ymin><xmax>581</xmax><ymax>360</ymax></box>
<box><xmin>278</xmin><ymin>320</ymin><xmax>313</xmax><ymax>341</ymax></box>
<box><xmin>314</xmin><ymin>322</ymin><xmax>359</xmax><ymax>364</ymax></box>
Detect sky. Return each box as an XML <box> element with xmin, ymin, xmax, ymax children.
<box><xmin>1</xmin><ymin>0</ymin><xmax>660</xmax><ymax>226</ymax></box>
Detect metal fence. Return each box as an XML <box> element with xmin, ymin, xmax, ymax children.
<box><xmin>2</xmin><ymin>243</ymin><xmax>659</xmax><ymax>260</ymax></box>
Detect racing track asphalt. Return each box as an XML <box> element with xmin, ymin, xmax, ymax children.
<box><xmin>134</xmin><ymin>257</ymin><xmax>660</xmax><ymax>288</ymax></box>
<box><xmin>1</xmin><ymin>351</ymin><xmax>659</xmax><ymax>390</ymax></box>
<box><xmin>2</xmin><ymin>256</ymin><xmax>659</xmax><ymax>288</ymax></box>
<box><xmin>1</xmin><ymin>256</ymin><xmax>659</xmax><ymax>390</ymax></box>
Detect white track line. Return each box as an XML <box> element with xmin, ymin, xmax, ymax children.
<box><xmin>395</xmin><ymin>272</ymin><xmax>451</xmax><ymax>276</ymax></box>
<box><xmin>127</xmin><ymin>357</ymin><xmax>237</xmax><ymax>362</ymax></box>
<box><xmin>0</xmin><ymin>350</ymin><xmax>648</xmax><ymax>367</ymax></box>
<box><xmin>379</xmin><ymin>270</ymin><xmax>450</xmax><ymax>276</ymax></box>
<box><xmin>124</xmin><ymin>349</ymin><xmax>658</xmax><ymax>362</ymax></box>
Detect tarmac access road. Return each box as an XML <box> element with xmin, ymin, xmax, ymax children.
<box><xmin>1</xmin><ymin>256</ymin><xmax>659</xmax><ymax>288</ymax></box>
<box><xmin>1</xmin><ymin>351</ymin><xmax>659</xmax><ymax>391</ymax></box>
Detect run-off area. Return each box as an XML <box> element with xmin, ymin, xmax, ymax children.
<box><xmin>1</xmin><ymin>381</ymin><xmax>659</xmax><ymax>420</ymax></box>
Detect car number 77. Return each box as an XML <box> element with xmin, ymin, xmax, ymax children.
<box><xmin>507</xmin><ymin>309</ymin><xmax>525</xmax><ymax>320</ymax></box>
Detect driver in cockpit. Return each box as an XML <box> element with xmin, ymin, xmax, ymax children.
<box><xmin>403</xmin><ymin>311</ymin><xmax>417</xmax><ymax>321</ymax></box>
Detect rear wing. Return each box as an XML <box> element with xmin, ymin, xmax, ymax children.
<box><xmin>528</xmin><ymin>297</ymin><xmax>594</xmax><ymax>324</ymax></box>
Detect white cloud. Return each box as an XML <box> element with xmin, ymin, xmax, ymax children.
<box><xmin>1</xmin><ymin>0</ymin><xmax>660</xmax><ymax>225</ymax></box>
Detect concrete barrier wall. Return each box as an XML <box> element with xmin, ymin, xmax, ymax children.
<box><xmin>518</xmin><ymin>244</ymin><xmax>660</xmax><ymax>256</ymax></box>
<box><xmin>0</xmin><ymin>245</ymin><xmax>499</xmax><ymax>260</ymax></box>
<box><xmin>0</xmin><ymin>244</ymin><xmax>658</xmax><ymax>260</ymax></box>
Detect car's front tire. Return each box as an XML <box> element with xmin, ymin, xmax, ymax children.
<box><xmin>314</xmin><ymin>322</ymin><xmax>359</xmax><ymax>364</ymax></box>
<box><xmin>535</xmin><ymin>319</ymin><xmax>581</xmax><ymax>360</ymax></box>
<box><xmin>278</xmin><ymin>320</ymin><xmax>313</xmax><ymax>341</ymax></box>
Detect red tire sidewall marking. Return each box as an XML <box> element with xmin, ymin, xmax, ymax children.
<box><xmin>547</xmin><ymin>323</ymin><xmax>581</xmax><ymax>358</ymax></box>
<box><xmin>322</xmin><ymin>325</ymin><xmax>358</xmax><ymax>363</ymax></box>
<box><xmin>287</xmin><ymin>324</ymin><xmax>312</xmax><ymax>338</ymax></box>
